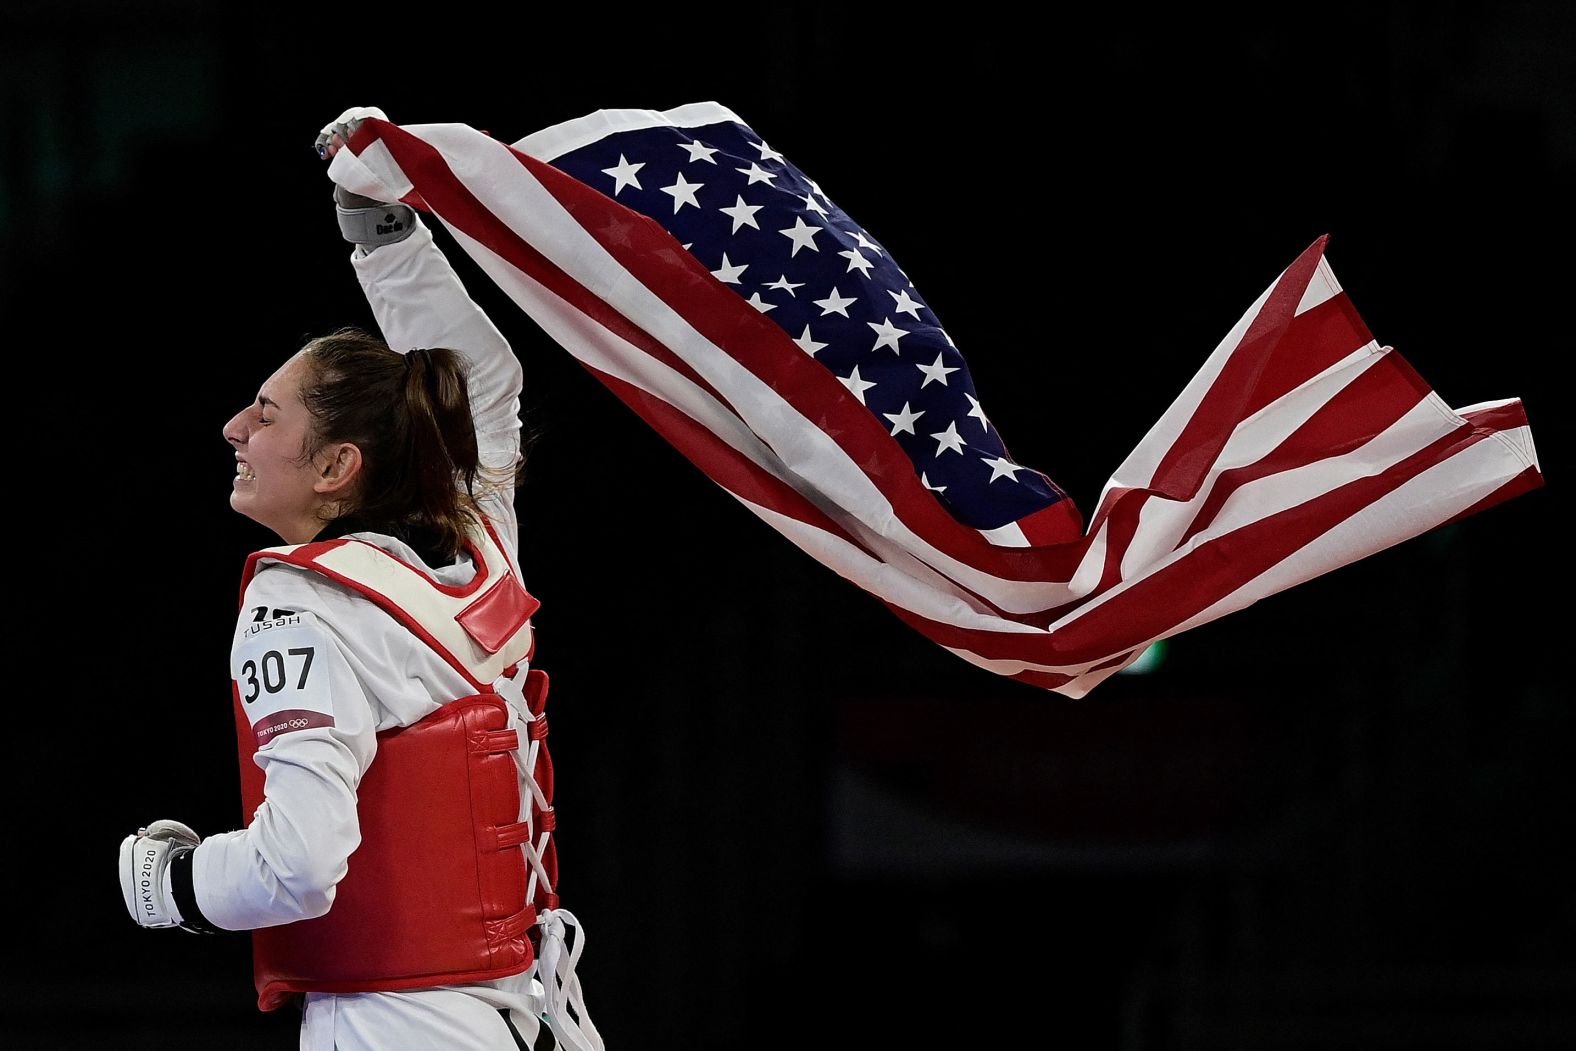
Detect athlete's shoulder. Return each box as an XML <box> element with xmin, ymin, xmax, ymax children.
<box><xmin>236</xmin><ymin>553</ymin><xmax>387</xmax><ymax>642</ymax></box>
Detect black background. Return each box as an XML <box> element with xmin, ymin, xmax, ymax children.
<box><xmin>3</xmin><ymin>3</ymin><xmax>1571</xmax><ymax>1048</ymax></box>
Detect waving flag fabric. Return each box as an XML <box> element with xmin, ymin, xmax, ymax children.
<box><xmin>328</xmin><ymin>102</ymin><xmax>1542</xmax><ymax>697</ymax></box>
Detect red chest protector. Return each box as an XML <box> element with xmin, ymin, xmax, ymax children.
<box><xmin>230</xmin><ymin>517</ymin><xmax>561</xmax><ymax>1012</ymax></box>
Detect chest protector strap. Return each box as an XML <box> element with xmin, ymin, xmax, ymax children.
<box><xmin>231</xmin><ymin>518</ymin><xmax>556</xmax><ymax>1012</ymax></box>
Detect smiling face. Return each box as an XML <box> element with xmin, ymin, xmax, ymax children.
<box><xmin>222</xmin><ymin>352</ymin><xmax>364</xmax><ymax>544</ymax></box>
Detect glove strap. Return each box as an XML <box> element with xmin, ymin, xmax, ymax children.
<box><xmin>167</xmin><ymin>848</ymin><xmax>222</xmax><ymax>934</ymax></box>
<box><xmin>336</xmin><ymin>202</ymin><xmax>417</xmax><ymax>247</ymax></box>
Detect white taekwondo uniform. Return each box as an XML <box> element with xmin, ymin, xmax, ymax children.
<box><xmin>186</xmin><ymin>217</ymin><xmax>581</xmax><ymax>1051</ymax></box>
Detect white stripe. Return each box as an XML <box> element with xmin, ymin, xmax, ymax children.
<box><xmin>327</xmin><ymin>134</ymin><xmax>417</xmax><ymax>204</ymax></box>
<box><xmin>978</xmin><ymin>521</ymin><xmax>1029</xmax><ymax>547</ymax></box>
<box><xmin>1295</xmin><ymin>252</ymin><xmax>1342</xmax><ymax>316</ymax></box>
<box><xmin>941</xmin><ymin>647</ymin><xmax>1141</xmax><ymax>699</ymax></box>
<box><xmin>512</xmin><ymin>101</ymin><xmax>748</xmax><ymax>161</ymax></box>
<box><xmin>1485</xmin><ymin>417</ymin><xmax>1538</xmax><ymax>473</ymax></box>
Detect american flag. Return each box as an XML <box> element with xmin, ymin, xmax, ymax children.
<box><xmin>329</xmin><ymin>102</ymin><xmax>1542</xmax><ymax>697</ymax></box>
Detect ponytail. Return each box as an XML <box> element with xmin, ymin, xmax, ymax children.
<box><xmin>296</xmin><ymin>327</ymin><xmax>520</xmax><ymax>563</ymax></box>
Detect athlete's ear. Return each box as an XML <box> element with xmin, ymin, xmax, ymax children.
<box><xmin>313</xmin><ymin>442</ymin><xmax>363</xmax><ymax>497</ymax></box>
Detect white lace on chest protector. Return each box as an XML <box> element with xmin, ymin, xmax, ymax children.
<box><xmin>491</xmin><ymin>667</ymin><xmax>602</xmax><ymax>1051</ymax></box>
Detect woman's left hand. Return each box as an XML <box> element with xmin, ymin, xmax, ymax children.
<box><xmin>120</xmin><ymin>819</ymin><xmax>200</xmax><ymax>930</ymax></box>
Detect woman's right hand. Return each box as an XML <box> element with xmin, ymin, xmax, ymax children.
<box><xmin>315</xmin><ymin>106</ymin><xmax>390</xmax><ymax>209</ymax></box>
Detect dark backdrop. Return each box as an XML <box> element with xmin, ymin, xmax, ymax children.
<box><xmin>3</xmin><ymin>3</ymin><xmax>1571</xmax><ymax>1048</ymax></box>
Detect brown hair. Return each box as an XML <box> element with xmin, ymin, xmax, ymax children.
<box><xmin>295</xmin><ymin>326</ymin><xmax>522</xmax><ymax>563</ymax></box>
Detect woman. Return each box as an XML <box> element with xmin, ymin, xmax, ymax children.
<box><xmin>119</xmin><ymin>108</ymin><xmax>601</xmax><ymax>1051</ymax></box>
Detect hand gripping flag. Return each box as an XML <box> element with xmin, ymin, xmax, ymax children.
<box><xmin>328</xmin><ymin>102</ymin><xmax>1542</xmax><ymax>698</ymax></box>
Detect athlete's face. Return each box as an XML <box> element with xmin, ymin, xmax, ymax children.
<box><xmin>222</xmin><ymin>353</ymin><xmax>361</xmax><ymax>544</ymax></box>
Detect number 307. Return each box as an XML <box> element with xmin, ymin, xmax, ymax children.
<box><xmin>240</xmin><ymin>647</ymin><xmax>316</xmax><ymax>704</ymax></box>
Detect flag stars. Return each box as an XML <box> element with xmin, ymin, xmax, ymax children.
<box><xmin>677</xmin><ymin>139</ymin><xmax>720</xmax><ymax>164</ymax></box>
<box><xmin>766</xmin><ymin>275</ymin><xmax>805</xmax><ymax>296</ymax></box>
<box><xmin>719</xmin><ymin>195</ymin><xmax>764</xmax><ymax>234</ymax></box>
<box><xmin>711</xmin><ymin>253</ymin><xmax>748</xmax><ymax>284</ymax></box>
<box><xmin>965</xmin><ymin>392</ymin><xmax>990</xmax><ymax>431</ymax></box>
<box><xmin>753</xmin><ymin>139</ymin><xmax>786</xmax><ymax>163</ymax></box>
<box><xmin>982</xmin><ymin>456</ymin><xmax>1024</xmax><ymax>483</ymax></box>
<box><xmin>601</xmin><ymin>154</ymin><xmax>645</xmax><ymax>195</ymax></box>
<box><xmin>920</xmin><ymin>472</ymin><xmax>947</xmax><ymax>494</ymax></box>
<box><xmin>661</xmin><ymin>173</ymin><xmax>704</xmax><ymax>213</ymax></box>
<box><xmin>745</xmin><ymin>292</ymin><xmax>777</xmax><ymax>314</ymax></box>
<box><xmin>883</xmin><ymin>402</ymin><xmax>925</xmax><ymax>436</ymax></box>
<box><xmin>917</xmin><ymin>352</ymin><xmax>960</xmax><ymax>387</ymax></box>
<box><xmin>839</xmin><ymin>248</ymin><xmax>876</xmax><ymax>277</ymax></box>
<box><xmin>801</xmin><ymin>192</ymin><xmax>829</xmax><ymax>218</ymax></box>
<box><xmin>851</xmin><ymin>230</ymin><xmax>883</xmax><ymax>256</ymax></box>
<box><xmin>929</xmin><ymin>422</ymin><xmax>966</xmax><ymax>456</ymax></box>
<box><xmin>736</xmin><ymin>162</ymin><xmax>779</xmax><ymax>186</ymax></box>
<box><xmin>813</xmin><ymin>286</ymin><xmax>857</xmax><ymax>317</ymax></box>
<box><xmin>780</xmin><ymin>216</ymin><xmax>824</xmax><ymax>256</ymax></box>
<box><xmin>867</xmin><ymin>317</ymin><xmax>909</xmax><ymax>354</ymax></box>
<box><xmin>888</xmin><ymin>288</ymin><xmax>924</xmax><ymax>319</ymax></box>
<box><xmin>839</xmin><ymin>365</ymin><xmax>877</xmax><ymax>405</ymax></box>
<box><xmin>794</xmin><ymin>324</ymin><xmax>829</xmax><ymax>356</ymax></box>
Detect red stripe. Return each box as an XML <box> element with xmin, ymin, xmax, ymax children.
<box><xmin>1095</xmin><ymin>488</ymin><xmax>1145</xmax><ymax>596</ymax></box>
<box><xmin>1016</xmin><ymin>498</ymin><xmax>1086</xmax><ymax>546</ymax></box>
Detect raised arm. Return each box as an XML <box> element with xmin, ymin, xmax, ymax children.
<box><xmin>318</xmin><ymin>108</ymin><xmax>523</xmax><ymax>551</ymax></box>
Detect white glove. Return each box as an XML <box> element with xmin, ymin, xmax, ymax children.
<box><xmin>120</xmin><ymin>819</ymin><xmax>200</xmax><ymax>930</ymax></box>
<box><xmin>314</xmin><ymin>105</ymin><xmax>388</xmax><ymax>161</ymax></box>
<box><xmin>313</xmin><ymin>105</ymin><xmax>416</xmax><ymax>249</ymax></box>
<box><xmin>315</xmin><ymin>105</ymin><xmax>391</xmax><ymax>208</ymax></box>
